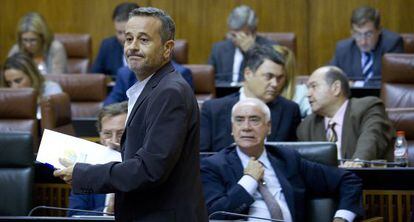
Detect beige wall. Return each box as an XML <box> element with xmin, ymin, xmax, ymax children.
<box><xmin>1</xmin><ymin>0</ymin><xmax>413</xmax><ymax>74</ymax></box>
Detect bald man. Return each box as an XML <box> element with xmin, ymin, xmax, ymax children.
<box><xmin>297</xmin><ymin>66</ymin><xmax>394</xmax><ymax>167</ymax></box>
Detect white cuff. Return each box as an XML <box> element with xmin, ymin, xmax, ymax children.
<box><xmin>334</xmin><ymin>209</ymin><xmax>356</xmax><ymax>222</ymax></box>
<box><xmin>238</xmin><ymin>175</ymin><xmax>259</xmax><ymax>195</ymax></box>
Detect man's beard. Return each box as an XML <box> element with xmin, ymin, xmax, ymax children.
<box><xmin>129</xmin><ymin>55</ymin><xmax>165</xmax><ymax>79</ymax></box>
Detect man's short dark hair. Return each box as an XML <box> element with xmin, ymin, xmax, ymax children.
<box><xmin>324</xmin><ymin>67</ymin><xmax>351</xmax><ymax>98</ymax></box>
<box><xmin>129</xmin><ymin>7</ymin><xmax>175</xmax><ymax>43</ymax></box>
<box><xmin>96</xmin><ymin>102</ymin><xmax>128</xmax><ymax>132</ymax></box>
<box><xmin>112</xmin><ymin>2</ymin><xmax>139</xmax><ymax>22</ymax></box>
<box><xmin>351</xmin><ymin>6</ymin><xmax>381</xmax><ymax>29</ymax></box>
<box><xmin>245</xmin><ymin>45</ymin><xmax>285</xmax><ymax>73</ymax></box>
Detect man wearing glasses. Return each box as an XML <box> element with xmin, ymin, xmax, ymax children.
<box><xmin>330</xmin><ymin>6</ymin><xmax>403</xmax><ymax>86</ymax></box>
<box><xmin>67</xmin><ymin>102</ymin><xmax>127</xmax><ymax>216</ymax></box>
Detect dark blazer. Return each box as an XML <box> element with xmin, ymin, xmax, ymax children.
<box><xmin>91</xmin><ymin>36</ymin><xmax>124</xmax><ymax>77</ymax></box>
<box><xmin>103</xmin><ymin>61</ymin><xmax>194</xmax><ymax>106</ymax></box>
<box><xmin>330</xmin><ymin>29</ymin><xmax>403</xmax><ymax>79</ymax></box>
<box><xmin>200</xmin><ymin>93</ymin><xmax>301</xmax><ymax>152</ymax></box>
<box><xmin>68</xmin><ymin>192</ymin><xmax>105</xmax><ymax>216</ymax></box>
<box><xmin>72</xmin><ymin>62</ymin><xmax>208</xmax><ymax>222</ymax></box>
<box><xmin>201</xmin><ymin>145</ymin><xmax>363</xmax><ymax>221</ymax></box>
<box><xmin>208</xmin><ymin>36</ymin><xmax>275</xmax><ymax>82</ymax></box>
<box><xmin>297</xmin><ymin>97</ymin><xmax>394</xmax><ymax>161</ymax></box>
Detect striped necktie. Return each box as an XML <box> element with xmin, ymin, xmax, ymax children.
<box><xmin>327</xmin><ymin>121</ymin><xmax>338</xmax><ymax>143</ymax></box>
<box><xmin>362</xmin><ymin>52</ymin><xmax>373</xmax><ymax>79</ymax></box>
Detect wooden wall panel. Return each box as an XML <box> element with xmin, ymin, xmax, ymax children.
<box><xmin>241</xmin><ymin>0</ymin><xmax>308</xmax><ymax>74</ymax></box>
<box><xmin>1</xmin><ymin>0</ymin><xmax>413</xmax><ymax>75</ymax></box>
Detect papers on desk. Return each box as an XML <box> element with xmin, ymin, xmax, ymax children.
<box><xmin>353</xmin><ymin>81</ymin><xmax>365</xmax><ymax>87</ymax></box>
<box><xmin>37</xmin><ymin>129</ymin><xmax>121</xmax><ymax>169</ymax></box>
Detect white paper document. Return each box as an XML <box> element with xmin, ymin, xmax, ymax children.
<box><xmin>37</xmin><ymin>129</ymin><xmax>122</xmax><ymax>169</ymax></box>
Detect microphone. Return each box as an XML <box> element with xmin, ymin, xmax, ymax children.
<box><xmin>28</xmin><ymin>205</ymin><xmax>114</xmax><ymax>216</ymax></box>
<box><xmin>339</xmin><ymin>159</ymin><xmax>407</xmax><ymax>167</ymax></box>
<box><xmin>209</xmin><ymin>211</ymin><xmax>284</xmax><ymax>221</ymax></box>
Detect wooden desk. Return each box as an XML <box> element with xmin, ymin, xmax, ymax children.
<box><xmin>215</xmin><ymin>81</ymin><xmax>380</xmax><ymax>98</ymax></box>
<box><xmin>348</xmin><ymin>167</ymin><xmax>414</xmax><ymax>222</ymax></box>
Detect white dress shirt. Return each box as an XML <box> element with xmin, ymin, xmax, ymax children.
<box><xmin>236</xmin><ymin>147</ymin><xmax>293</xmax><ymax>222</ymax></box>
<box><xmin>324</xmin><ymin>100</ymin><xmax>349</xmax><ymax>160</ymax></box>
<box><xmin>126</xmin><ymin>74</ymin><xmax>153</xmax><ymax>121</ymax></box>
<box><xmin>232</xmin><ymin>48</ymin><xmax>243</xmax><ymax>83</ymax></box>
<box><xmin>236</xmin><ymin>146</ymin><xmax>356</xmax><ymax>222</ymax></box>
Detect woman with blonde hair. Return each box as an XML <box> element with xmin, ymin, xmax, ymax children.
<box><xmin>8</xmin><ymin>12</ymin><xmax>67</xmax><ymax>74</ymax></box>
<box><xmin>274</xmin><ymin>45</ymin><xmax>311</xmax><ymax>118</ymax></box>
<box><xmin>1</xmin><ymin>53</ymin><xmax>62</xmax><ymax>117</ymax></box>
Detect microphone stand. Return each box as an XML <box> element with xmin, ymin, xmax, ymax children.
<box><xmin>28</xmin><ymin>205</ymin><xmax>114</xmax><ymax>217</ymax></box>
<box><xmin>209</xmin><ymin>210</ymin><xmax>284</xmax><ymax>221</ymax></box>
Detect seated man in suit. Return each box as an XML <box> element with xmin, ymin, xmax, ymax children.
<box><xmin>201</xmin><ymin>45</ymin><xmax>301</xmax><ymax>152</ymax></box>
<box><xmin>208</xmin><ymin>5</ymin><xmax>274</xmax><ymax>83</ymax></box>
<box><xmin>68</xmin><ymin>102</ymin><xmax>127</xmax><ymax>216</ymax></box>
<box><xmin>91</xmin><ymin>2</ymin><xmax>139</xmax><ymax>77</ymax></box>
<box><xmin>201</xmin><ymin>98</ymin><xmax>363</xmax><ymax>222</ymax></box>
<box><xmin>103</xmin><ymin>61</ymin><xmax>193</xmax><ymax>106</ymax></box>
<box><xmin>297</xmin><ymin>66</ymin><xmax>394</xmax><ymax>167</ymax></box>
<box><xmin>330</xmin><ymin>6</ymin><xmax>403</xmax><ymax>86</ymax></box>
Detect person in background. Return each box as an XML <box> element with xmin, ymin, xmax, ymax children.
<box><xmin>68</xmin><ymin>102</ymin><xmax>127</xmax><ymax>216</ymax></box>
<box><xmin>297</xmin><ymin>66</ymin><xmax>394</xmax><ymax>167</ymax></box>
<box><xmin>91</xmin><ymin>2</ymin><xmax>139</xmax><ymax>77</ymax></box>
<box><xmin>330</xmin><ymin>6</ymin><xmax>403</xmax><ymax>86</ymax></box>
<box><xmin>208</xmin><ymin>5</ymin><xmax>275</xmax><ymax>83</ymax></box>
<box><xmin>1</xmin><ymin>53</ymin><xmax>62</xmax><ymax>118</ymax></box>
<box><xmin>274</xmin><ymin>45</ymin><xmax>311</xmax><ymax>118</ymax></box>
<box><xmin>201</xmin><ymin>45</ymin><xmax>300</xmax><ymax>152</ymax></box>
<box><xmin>1</xmin><ymin>53</ymin><xmax>62</xmax><ymax>99</ymax></box>
<box><xmin>201</xmin><ymin>98</ymin><xmax>363</xmax><ymax>222</ymax></box>
<box><xmin>103</xmin><ymin>61</ymin><xmax>193</xmax><ymax>106</ymax></box>
<box><xmin>8</xmin><ymin>12</ymin><xmax>67</xmax><ymax>74</ymax></box>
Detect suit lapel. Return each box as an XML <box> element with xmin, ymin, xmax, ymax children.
<box><xmin>266</xmin><ymin>147</ymin><xmax>296</xmax><ymax>222</ymax></box>
<box><xmin>226</xmin><ymin>147</ymin><xmax>244</xmax><ymax>180</ymax></box>
<box><xmin>341</xmin><ymin>99</ymin><xmax>354</xmax><ymax>159</ymax></box>
<box><xmin>268</xmin><ymin>98</ymin><xmax>282</xmax><ymax>139</ymax></box>
<box><xmin>225</xmin><ymin>94</ymin><xmax>239</xmax><ymax>138</ymax></box>
<box><xmin>223</xmin><ymin>41</ymin><xmax>236</xmax><ymax>81</ymax></box>
<box><xmin>312</xmin><ymin>115</ymin><xmax>327</xmax><ymax>141</ymax></box>
<box><xmin>125</xmin><ymin>62</ymin><xmax>174</xmax><ymax>126</ymax></box>
<box><xmin>351</xmin><ymin>43</ymin><xmax>363</xmax><ymax>77</ymax></box>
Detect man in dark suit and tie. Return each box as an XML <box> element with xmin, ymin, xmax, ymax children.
<box><xmin>297</xmin><ymin>66</ymin><xmax>394</xmax><ymax>168</ymax></box>
<box><xmin>201</xmin><ymin>98</ymin><xmax>363</xmax><ymax>222</ymax></box>
<box><xmin>55</xmin><ymin>7</ymin><xmax>208</xmax><ymax>221</ymax></box>
<box><xmin>201</xmin><ymin>45</ymin><xmax>301</xmax><ymax>152</ymax></box>
<box><xmin>208</xmin><ymin>5</ymin><xmax>274</xmax><ymax>83</ymax></box>
<box><xmin>91</xmin><ymin>2</ymin><xmax>139</xmax><ymax>77</ymax></box>
<box><xmin>330</xmin><ymin>6</ymin><xmax>403</xmax><ymax>86</ymax></box>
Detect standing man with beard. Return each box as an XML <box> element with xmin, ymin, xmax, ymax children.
<box><xmin>54</xmin><ymin>7</ymin><xmax>208</xmax><ymax>221</ymax></box>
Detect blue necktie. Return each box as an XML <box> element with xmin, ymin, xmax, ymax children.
<box><xmin>362</xmin><ymin>52</ymin><xmax>373</xmax><ymax>79</ymax></box>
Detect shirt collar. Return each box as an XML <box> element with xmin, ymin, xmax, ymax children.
<box><xmin>239</xmin><ymin>86</ymin><xmax>247</xmax><ymax>100</ymax></box>
<box><xmin>236</xmin><ymin>146</ymin><xmax>272</xmax><ymax>170</ymax></box>
<box><xmin>126</xmin><ymin>73</ymin><xmax>153</xmax><ymax>99</ymax></box>
<box><xmin>324</xmin><ymin>99</ymin><xmax>349</xmax><ymax>129</ymax></box>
